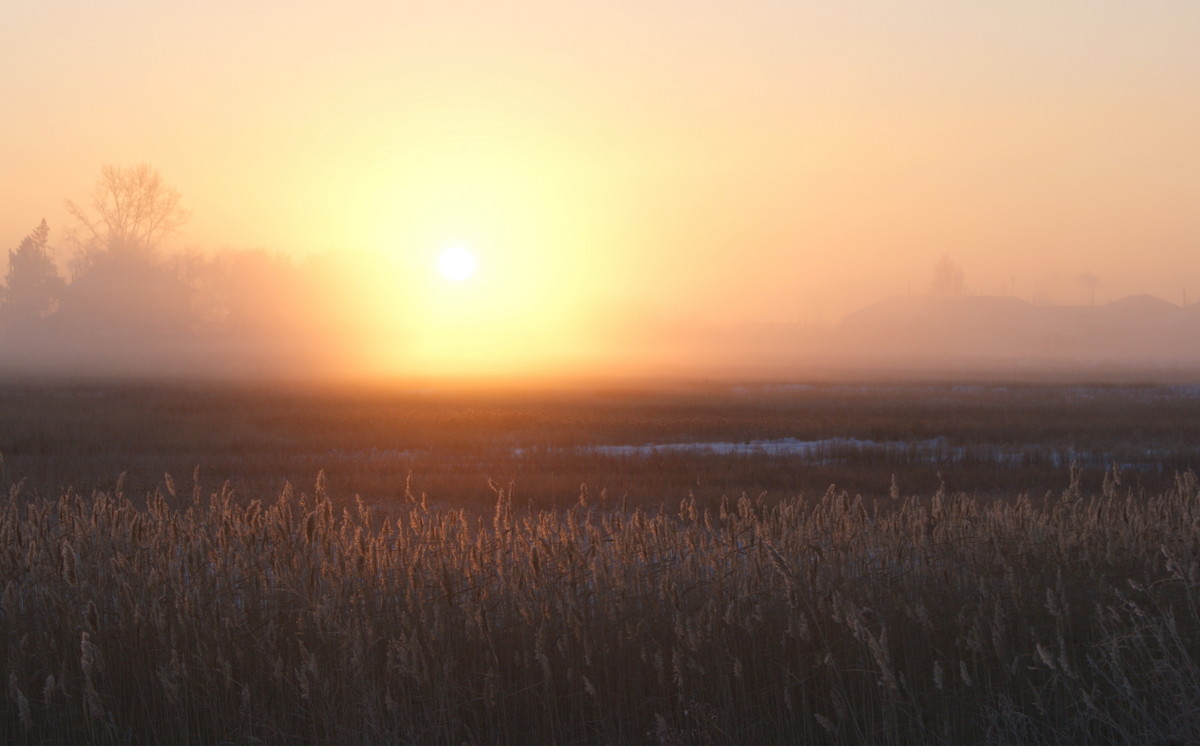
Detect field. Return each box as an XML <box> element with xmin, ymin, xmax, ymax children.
<box><xmin>4</xmin><ymin>379</ymin><xmax>1200</xmax><ymax>509</ymax></box>
<box><xmin>2</xmin><ymin>379</ymin><xmax>1200</xmax><ymax>743</ymax></box>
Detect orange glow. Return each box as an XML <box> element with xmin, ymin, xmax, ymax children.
<box><xmin>1</xmin><ymin>2</ymin><xmax>1198</xmax><ymax>380</ymax></box>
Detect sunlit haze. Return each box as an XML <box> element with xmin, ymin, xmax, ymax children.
<box><xmin>2</xmin><ymin>1</ymin><xmax>1198</xmax><ymax>380</ymax></box>
<box><xmin>438</xmin><ymin>247</ymin><xmax>477</xmax><ymax>283</ymax></box>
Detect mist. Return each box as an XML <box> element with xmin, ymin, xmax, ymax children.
<box><xmin>4</xmin><ymin>0</ymin><xmax>1199</xmax><ymax>385</ymax></box>
<box><xmin>4</xmin><ymin>192</ymin><xmax>1198</xmax><ymax>383</ymax></box>
<box><xmin>1</xmin><ymin>241</ymin><xmax>378</xmax><ymax>381</ymax></box>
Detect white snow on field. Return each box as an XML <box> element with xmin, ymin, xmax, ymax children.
<box><xmin>515</xmin><ymin>438</ymin><xmax>969</xmax><ymax>464</ymax></box>
<box><xmin>576</xmin><ymin>437</ymin><xmax>949</xmax><ymax>459</ymax></box>
<box><xmin>322</xmin><ymin>437</ymin><xmax>1194</xmax><ymax>474</ymax></box>
<box><xmin>512</xmin><ymin>438</ymin><xmax>1195</xmax><ymax>472</ymax></box>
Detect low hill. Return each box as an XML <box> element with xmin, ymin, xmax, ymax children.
<box><xmin>833</xmin><ymin>294</ymin><xmax>1198</xmax><ymax>368</ymax></box>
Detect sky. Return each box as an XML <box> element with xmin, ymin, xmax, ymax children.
<box><xmin>2</xmin><ymin>1</ymin><xmax>1199</xmax><ymax>377</ymax></box>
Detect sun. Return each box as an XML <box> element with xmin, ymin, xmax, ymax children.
<box><xmin>437</xmin><ymin>246</ymin><xmax>478</xmax><ymax>282</ymax></box>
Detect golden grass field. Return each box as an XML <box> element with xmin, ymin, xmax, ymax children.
<box><xmin>2</xmin><ymin>381</ymin><xmax>1199</xmax><ymax>743</ymax></box>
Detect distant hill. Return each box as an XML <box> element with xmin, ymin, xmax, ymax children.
<box><xmin>596</xmin><ymin>293</ymin><xmax>1200</xmax><ymax>379</ymax></box>
<box><xmin>834</xmin><ymin>294</ymin><xmax>1199</xmax><ymax>367</ymax></box>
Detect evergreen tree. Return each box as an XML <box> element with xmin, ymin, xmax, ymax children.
<box><xmin>2</xmin><ymin>219</ymin><xmax>64</xmax><ymax>321</ymax></box>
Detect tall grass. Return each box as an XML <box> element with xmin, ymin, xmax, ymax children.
<box><xmin>2</xmin><ymin>467</ymin><xmax>1199</xmax><ymax>744</ymax></box>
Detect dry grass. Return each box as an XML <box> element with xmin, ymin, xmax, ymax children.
<box><xmin>2</xmin><ymin>465</ymin><xmax>1199</xmax><ymax>744</ymax></box>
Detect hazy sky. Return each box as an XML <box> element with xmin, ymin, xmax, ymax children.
<box><xmin>3</xmin><ymin>0</ymin><xmax>1199</xmax><ymax>374</ymax></box>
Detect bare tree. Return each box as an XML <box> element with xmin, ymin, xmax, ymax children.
<box><xmin>58</xmin><ymin>165</ymin><xmax>193</xmax><ymax>334</ymax></box>
<box><xmin>65</xmin><ymin>164</ymin><xmax>189</xmax><ymax>264</ymax></box>
<box><xmin>930</xmin><ymin>255</ymin><xmax>964</xmax><ymax>297</ymax></box>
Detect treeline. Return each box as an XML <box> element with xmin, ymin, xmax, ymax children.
<box><xmin>1</xmin><ymin>165</ymin><xmax>390</xmax><ymax>378</ymax></box>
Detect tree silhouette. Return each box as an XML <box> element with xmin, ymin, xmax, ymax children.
<box><xmin>65</xmin><ymin>164</ymin><xmax>189</xmax><ymax>268</ymax></box>
<box><xmin>930</xmin><ymin>255</ymin><xmax>965</xmax><ymax>297</ymax></box>
<box><xmin>2</xmin><ymin>219</ymin><xmax>64</xmax><ymax>322</ymax></box>
<box><xmin>59</xmin><ymin>166</ymin><xmax>193</xmax><ymax>336</ymax></box>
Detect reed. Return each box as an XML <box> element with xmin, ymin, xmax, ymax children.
<box><xmin>2</xmin><ymin>466</ymin><xmax>1198</xmax><ymax>743</ymax></box>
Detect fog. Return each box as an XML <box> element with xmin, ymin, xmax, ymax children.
<box><xmin>3</xmin><ymin>197</ymin><xmax>1198</xmax><ymax>382</ymax></box>
<box><xmin>2</xmin><ymin>240</ymin><xmax>376</xmax><ymax>380</ymax></box>
<box><xmin>586</xmin><ymin>293</ymin><xmax>1200</xmax><ymax>381</ymax></box>
<box><xmin>2</xmin><ymin>1</ymin><xmax>1198</xmax><ymax>382</ymax></box>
